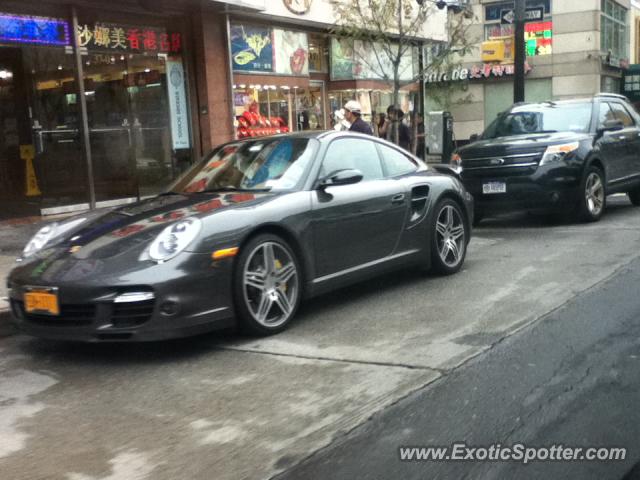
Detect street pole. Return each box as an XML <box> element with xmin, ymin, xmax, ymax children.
<box><xmin>513</xmin><ymin>0</ymin><xmax>526</xmax><ymax>103</ymax></box>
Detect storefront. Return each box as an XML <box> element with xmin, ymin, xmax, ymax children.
<box><xmin>229</xmin><ymin>21</ymin><xmax>331</xmax><ymax>138</ymax></box>
<box><xmin>0</xmin><ymin>1</ymin><xmax>196</xmax><ymax>219</ymax></box>
<box><xmin>228</xmin><ymin>18</ymin><xmax>420</xmax><ymax>139</ymax></box>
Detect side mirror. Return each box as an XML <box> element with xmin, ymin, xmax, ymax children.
<box><xmin>597</xmin><ymin>119</ymin><xmax>624</xmax><ymax>138</ymax></box>
<box><xmin>319</xmin><ymin>169</ymin><xmax>364</xmax><ymax>188</ymax></box>
<box><xmin>469</xmin><ymin>133</ymin><xmax>480</xmax><ymax>142</ymax></box>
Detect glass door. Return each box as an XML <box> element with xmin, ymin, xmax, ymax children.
<box><xmin>23</xmin><ymin>46</ymin><xmax>88</xmax><ymax>211</ymax></box>
<box><xmin>294</xmin><ymin>81</ymin><xmax>325</xmax><ymax>131</ymax></box>
<box><xmin>84</xmin><ymin>52</ymin><xmax>174</xmax><ymax>201</ymax></box>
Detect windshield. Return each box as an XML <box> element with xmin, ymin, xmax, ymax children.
<box><xmin>482</xmin><ymin>102</ymin><xmax>593</xmax><ymax>139</ymax></box>
<box><xmin>170</xmin><ymin>137</ymin><xmax>317</xmax><ymax>194</ymax></box>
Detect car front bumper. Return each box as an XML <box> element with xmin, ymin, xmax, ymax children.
<box><xmin>461</xmin><ymin>163</ymin><xmax>581</xmax><ymax>214</ymax></box>
<box><xmin>7</xmin><ymin>252</ymin><xmax>236</xmax><ymax>342</ymax></box>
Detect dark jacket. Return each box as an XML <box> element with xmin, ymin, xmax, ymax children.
<box><xmin>349</xmin><ymin>116</ymin><xmax>373</xmax><ymax>135</ymax></box>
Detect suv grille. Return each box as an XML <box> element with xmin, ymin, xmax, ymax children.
<box><xmin>461</xmin><ymin>149</ymin><xmax>546</xmax><ymax>178</ymax></box>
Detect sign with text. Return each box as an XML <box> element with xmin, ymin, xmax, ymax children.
<box><xmin>500</xmin><ymin>7</ymin><xmax>544</xmax><ymax>24</ymax></box>
<box><xmin>425</xmin><ymin>62</ymin><xmax>532</xmax><ymax>83</ymax></box>
<box><xmin>0</xmin><ymin>13</ymin><xmax>70</xmax><ymax>46</ymax></box>
<box><xmin>230</xmin><ymin>24</ymin><xmax>273</xmax><ymax>72</ymax></box>
<box><xmin>166</xmin><ymin>58</ymin><xmax>191</xmax><ymax>150</ymax></box>
<box><xmin>525</xmin><ymin>21</ymin><xmax>552</xmax><ymax>56</ymax></box>
<box><xmin>76</xmin><ymin>23</ymin><xmax>182</xmax><ymax>53</ymax></box>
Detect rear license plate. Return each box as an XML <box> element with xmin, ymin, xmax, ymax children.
<box><xmin>24</xmin><ymin>291</ymin><xmax>59</xmax><ymax>316</ymax></box>
<box><xmin>482</xmin><ymin>182</ymin><xmax>507</xmax><ymax>194</ymax></box>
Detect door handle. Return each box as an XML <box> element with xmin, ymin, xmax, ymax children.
<box><xmin>391</xmin><ymin>193</ymin><xmax>405</xmax><ymax>204</ymax></box>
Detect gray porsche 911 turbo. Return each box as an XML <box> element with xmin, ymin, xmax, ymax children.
<box><xmin>7</xmin><ymin>131</ymin><xmax>473</xmax><ymax>341</ymax></box>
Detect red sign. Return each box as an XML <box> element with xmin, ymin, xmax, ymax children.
<box><xmin>77</xmin><ymin>23</ymin><xmax>182</xmax><ymax>53</ymax></box>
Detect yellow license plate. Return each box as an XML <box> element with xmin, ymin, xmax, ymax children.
<box><xmin>24</xmin><ymin>291</ymin><xmax>60</xmax><ymax>316</ymax></box>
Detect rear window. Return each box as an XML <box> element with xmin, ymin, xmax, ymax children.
<box><xmin>483</xmin><ymin>102</ymin><xmax>593</xmax><ymax>139</ymax></box>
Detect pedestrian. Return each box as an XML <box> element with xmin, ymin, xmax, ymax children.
<box><xmin>416</xmin><ymin>113</ymin><xmax>426</xmax><ymax>160</ymax></box>
<box><xmin>344</xmin><ymin>100</ymin><xmax>373</xmax><ymax>135</ymax></box>
<box><xmin>333</xmin><ymin>109</ymin><xmax>350</xmax><ymax>131</ymax></box>
<box><xmin>384</xmin><ymin>106</ymin><xmax>411</xmax><ymax>151</ymax></box>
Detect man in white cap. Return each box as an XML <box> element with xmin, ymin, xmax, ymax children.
<box><xmin>344</xmin><ymin>100</ymin><xmax>373</xmax><ymax>135</ymax></box>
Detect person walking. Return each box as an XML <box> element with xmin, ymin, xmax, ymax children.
<box><xmin>344</xmin><ymin>100</ymin><xmax>373</xmax><ymax>135</ymax></box>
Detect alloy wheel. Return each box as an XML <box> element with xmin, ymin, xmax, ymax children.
<box><xmin>585</xmin><ymin>172</ymin><xmax>604</xmax><ymax>217</ymax></box>
<box><xmin>435</xmin><ymin>205</ymin><xmax>466</xmax><ymax>268</ymax></box>
<box><xmin>243</xmin><ymin>241</ymin><xmax>299</xmax><ymax>328</ymax></box>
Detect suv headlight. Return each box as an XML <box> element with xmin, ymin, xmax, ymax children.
<box><xmin>22</xmin><ymin>217</ymin><xmax>88</xmax><ymax>258</ymax></box>
<box><xmin>540</xmin><ymin>142</ymin><xmax>579</xmax><ymax>166</ymax></box>
<box><xmin>147</xmin><ymin>217</ymin><xmax>202</xmax><ymax>263</ymax></box>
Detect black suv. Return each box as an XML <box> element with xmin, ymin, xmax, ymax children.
<box><xmin>452</xmin><ymin>93</ymin><xmax>640</xmax><ymax>223</ymax></box>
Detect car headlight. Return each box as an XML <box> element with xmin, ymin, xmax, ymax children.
<box><xmin>540</xmin><ymin>142</ymin><xmax>579</xmax><ymax>166</ymax></box>
<box><xmin>147</xmin><ymin>217</ymin><xmax>202</xmax><ymax>263</ymax></box>
<box><xmin>22</xmin><ymin>217</ymin><xmax>88</xmax><ymax>258</ymax></box>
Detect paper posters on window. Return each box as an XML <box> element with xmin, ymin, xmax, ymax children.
<box><xmin>166</xmin><ymin>58</ymin><xmax>190</xmax><ymax>150</ymax></box>
<box><xmin>231</xmin><ymin>24</ymin><xmax>273</xmax><ymax>72</ymax></box>
<box><xmin>273</xmin><ymin>29</ymin><xmax>309</xmax><ymax>75</ymax></box>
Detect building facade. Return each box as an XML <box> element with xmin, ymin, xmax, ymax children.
<box><xmin>0</xmin><ymin>0</ymin><xmax>446</xmax><ymax>220</ymax></box>
<box><xmin>425</xmin><ymin>0</ymin><xmax>632</xmax><ymax>142</ymax></box>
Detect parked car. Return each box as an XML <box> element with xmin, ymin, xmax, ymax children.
<box><xmin>8</xmin><ymin>131</ymin><xmax>473</xmax><ymax>341</ymax></box>
<box><xmin>451</xmin><ymin>93</ymin><xmax>640</xmax><ymax>223</ymax></box>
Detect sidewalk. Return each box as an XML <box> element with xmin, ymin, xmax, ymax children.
<box><xmin>0</xmin><ymin>217</ymin><xmax>47</xmax><ymax>337</ymax></box>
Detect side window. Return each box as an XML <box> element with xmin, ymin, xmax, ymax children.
<box><xmin>597</xmin><ymin>103</ymin><xmax>616</xmax><ymax>128</ymax></box>
<box><xmin>610</xmin><ymin>103</ymin><xmax>635</xmax><ymax>127</ymax></box>
<box><xmin>377</xmin><ymin>143</ymin><xmax>418</xmax><ymax>177</ymax></box>
<box><xmin>320</xmin><ymin>138</ymin><xmax>383</xmax><ymax>181</ymax></box>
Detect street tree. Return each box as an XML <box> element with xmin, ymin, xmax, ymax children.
<box><xmin>330</xmin><ymin>0</ymin><xmax>477</xmax><ymax>149</ymax></box>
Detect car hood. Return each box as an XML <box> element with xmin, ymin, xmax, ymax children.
<box><xmin>458</xmin><ymin>131</ymin><xmax>590</xmax><ymax>158</ymax></box>
<box><xmin>31</xmin><ymin>191</ymin><xmax>277</xmax><ymax>261</ymax></box>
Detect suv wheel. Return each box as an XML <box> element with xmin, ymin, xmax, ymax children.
<box><xmin>628</xmin><ymin>188</ymin><xmax>640</xmax><ymax>206</ymax></box>
<box><xmin>577</xmin><ymin>166</ymin><xmax>606</xmax><ymax>222</ymax></box>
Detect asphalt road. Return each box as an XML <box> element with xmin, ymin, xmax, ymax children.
<box><xmin>275</xmin><ymin>251</ymin><xmax>640</xmax><ymax>480</ymax></box>
<box><xmin>1</xmin><ymin>196</ymin><xmax>640</xmax><ymax>480</ymax></box>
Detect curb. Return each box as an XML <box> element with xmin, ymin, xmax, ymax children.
<box><xmin>0</xmin><ymin>308</ymin><xmax>17</xmax><ymax>338</ymax></box>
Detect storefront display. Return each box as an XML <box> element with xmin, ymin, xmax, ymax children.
<box><xmin>0</xmin><ymin>7</ymin><xmax>192</xmax><ymax>218</ymax></box>
<box><xmin>230</xmin><ymin>23</ymin><xmax>324</xmax><ymax>138</ymax></box>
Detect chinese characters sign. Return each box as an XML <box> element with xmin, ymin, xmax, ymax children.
<box><xmin>76</xmin><ymin>23</ymin><xmax>182</xmax><ymax>53</ymax></box>
<box><xmin>525</xmin><ymin>21</ymin><xmax>552</xmax><ymax>56</ymax></box>
<box><xmin>231</xmin><ymin>24</ymin><xmax>273</xmax><ymax>72</ymax></box>
<box><xmin>425</xmin><ymin>62</ymin><xmax>532</xmax><ymax>83</ymax></box>
<box><xmin>0</xmin><ymin>13</ymin><xmax>70</xmax><ymax>46</ymax></box>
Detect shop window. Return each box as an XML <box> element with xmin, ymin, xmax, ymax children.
<box><xmin>233</xmin><ymin>85</ymin><xmax>290</xmax><ymax>138</ymax></box>
<box><xmin>308</xmin><ymin>34</ymin><xmax>328</xmax><ymax>73</ymax></box>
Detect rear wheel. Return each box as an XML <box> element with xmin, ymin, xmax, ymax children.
<box><xmin>628</xmin><ymin>188</ymin><xmax>640</xmax><ymax>206</ymax></box>
<box><xmin>431</xmin><ymin>199</ymin><xmax>468</xmax><ymax>275</ymax></box>
<box><xmin>576</xmin><ymin>166</ymin><xmax>606</xmax><ymax>222</ymax></box>
<box><xmin>233</xmin><ymin>234</ymin><xmax>301</xmax><ymax>336</ymax></box>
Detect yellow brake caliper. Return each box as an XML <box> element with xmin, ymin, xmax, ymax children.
<box><xmin>274</xmin><ymin>259</ymin><xmax>287</xmax><ymax>292</ymax></box>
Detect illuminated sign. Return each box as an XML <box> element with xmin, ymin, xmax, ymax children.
<box><xmin>0</xmin><ymin>13</ymin><xmax>70</xmax><ymax>46</ymax></box>
<box><xmin>525</xmin><ymin>21</ymin><xmax>552</xmax><ymax>56</ymax></box>
<box><xmin>76</xmin><ymin>23</ymin><xmax>182</xmax><ymax>53</ymax></box>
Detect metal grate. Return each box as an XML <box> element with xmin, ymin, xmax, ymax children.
<box><xmin>111</xmin><ymin>300</ymin><xmax>155</xmax><ymax>327</ymax></box>
<box><xmin>14</xmin><ymin>301</ymin><xmax>96</xmax><ymax>326</ymax></box>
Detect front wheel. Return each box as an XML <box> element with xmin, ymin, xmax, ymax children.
<box><xmin>233</xmin><ymin>234</ymin><xmax>302</xmax><ymax>336</ymax></box>
<box><xmin>576</xmin><ymin>167</ymin><xmax>606</xmax><ymax>222</ymax></box>
<box><xmin>431</xmin><ymin>199</ymin><xmax>468</xmax><ymax>275</ymax></box>
<box><xmin>628</xmin><ymin>188</ymin><xmax>640</xmax><ymax>206</ymax></box>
